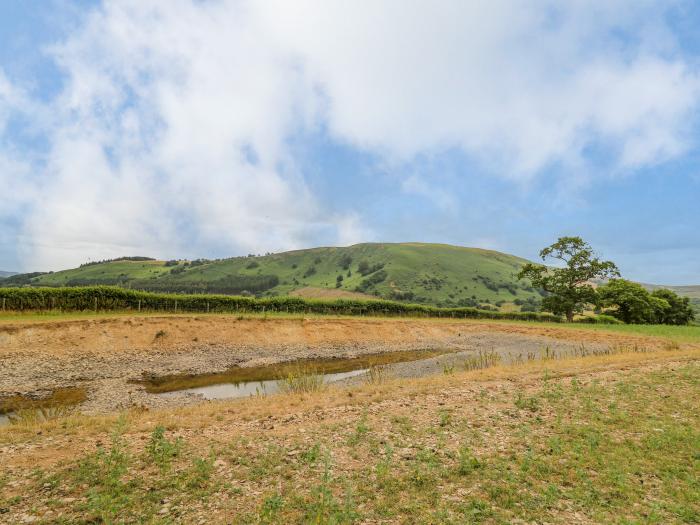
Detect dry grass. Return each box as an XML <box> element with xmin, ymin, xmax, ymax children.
<box><xmin>1</xmin><ymin>346</ymin><xmax>698</xmax><ymax>524</ymax></box>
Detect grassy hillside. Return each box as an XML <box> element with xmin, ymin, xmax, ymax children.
<box><xmin>644</xmin><ymin>283</ymin><xmax>700</xmax><ymax>298</ymax></box>
<box><xmin>16</xmin><ymin>243</ymin><xmax>544</xmax><ymax>308</ymax></box>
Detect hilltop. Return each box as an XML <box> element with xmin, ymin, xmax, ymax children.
<box><xmin>6</xmin><ymin>243</ymin><xmax>544</xmax><ymax>309</ymax></box>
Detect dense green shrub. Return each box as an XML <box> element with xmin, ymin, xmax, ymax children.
<box><xmin>0</xmin><ymin>286</ymin><xmax>564</xmax><ymax>322</ymax></box>
<box><xmin>355</xmin><ymin>269</ymin><xmax>388</xmax><ymax>292</ymax></box>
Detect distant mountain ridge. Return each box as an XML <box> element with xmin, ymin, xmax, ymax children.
<box><xmin>0</xmin><ymin>271</ymin><xmax>17</xmax><ymax>278</ymax></box>
<box><xmin>0</xmin><ymin>243</ymin><xmax>544</xmax><ymax>309</ymax></box>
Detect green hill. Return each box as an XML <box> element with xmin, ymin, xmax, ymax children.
<box><xmin>11</xmin><ymin>243</ymin><xmax>545</xmax><ymax>309</ymax></box>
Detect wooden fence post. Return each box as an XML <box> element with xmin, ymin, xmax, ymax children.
<box><xmin>138</xmin><ymin>300</ymin><xmax>141</xmax><ymax>312</ymax></box>
<box><xmin>94</xmin><ymin>297</ymin><xmax>98</xmax><ymax>313</ymax></box>
<box><xmin>1</xmin><ymin>298</ymin><xmax>5</xmax><ymax>311</ymax></box>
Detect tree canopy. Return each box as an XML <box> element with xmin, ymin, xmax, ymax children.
<box><xmin>517</xmin><ymin>237</ymin><xmax>619</xmax><ymax>322</ymax></box>
<box><xmin>598</xmin><ymin>280</ymin><xmax>695</xmax><ymax>325</ymax></box>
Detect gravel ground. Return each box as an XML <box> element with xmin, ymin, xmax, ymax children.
<box><xmin>0</xmin><ymin>316</ymin><xmax>616</xmax><ymax>414</ymax></box>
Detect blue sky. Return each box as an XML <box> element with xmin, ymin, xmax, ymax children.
<box><xmin>1</xmin><ymin>1</ymin><xmax>699</xmax><ymax>284</ymax></box>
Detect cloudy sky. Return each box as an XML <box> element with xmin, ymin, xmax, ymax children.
<box><xmin>1</xmin><ymin>0</ymin><xmax>699</xmax><ymax>284</ymax></box>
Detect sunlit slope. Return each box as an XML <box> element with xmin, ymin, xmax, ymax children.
<box><xmin>24</xmin><ymin>243</ymin><xmax>543</xmax><ymax>306</ymax></box>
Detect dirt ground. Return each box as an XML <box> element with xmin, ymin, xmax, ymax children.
<box><xmin>0</xmin><ymin>350</ymin><xmax>697</xmax><ymax>524</ymax></box>
<box><xmin>0</xmin><ymin>315</ymin><xmax>676</xmax><ymax>414</ymax></box>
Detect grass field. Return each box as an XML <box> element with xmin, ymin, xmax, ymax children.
<box><xmin>1</xmin><ymin>345</ymin><xmax>698</xmax><ymax>524</ymax></box>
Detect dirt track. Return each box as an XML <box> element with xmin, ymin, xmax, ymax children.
<box><xmin>0</xmin><ymin>316</ymin><xmax>669</xmax><ymax>414</ymax></box>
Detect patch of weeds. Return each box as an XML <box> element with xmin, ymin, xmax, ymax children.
<box><xmin>249</xmin><ymin>445</ymin><xmax>284</xmax><ymax>478</ymax></box>
<box><xmin>301</xmin><ymin>442</ymin><xmax>321</xmax><ymax>465</ymax></box>
<box><xmin>409</xmin><ymin>448</ymin><xmax>441</xmax><ymax>489</ymax></box>
<box><xmin>186</xmin><ymin>453</ymin><xmax>216</xmax><ymax>492</ymax></box>
<box><xmin>74</xmin><ymin>418</ymin><xmax>136</xmax><ymax>522</ymax></box>
<box><xmin>542</xmin><ymin>379</ymin><xmax>565</xmax><ymax>402</ymax></box>
<box><xmin>514</xmin><ymin>391</ymin><xmax>540</xmax><ymax>412</ymax></box>
<box><xmin>390</xmin><ymin>415</ymin><xmax>413</xmax><ymax>436</ymax></box>
<box><xmin>347</xmin><ymin>412</ymin><xmax>370</xmax><ymax>446</ymax></box>
<box><xmin>154</xmin><ymin>329</ymin><xmax>167</xmax><ymax>340</ymax></box>
<box><xmin>259</xmin><ymin>493</ymin><xmax>284</xmax><ymax>523</ymax></box>
<box><xmin>456</xmin><ymin>445</ymin><xmax>482</xmax><ymax>476</ymax></box>
<box><xmin>438</xmin><ymin>409</ymin><xmax>452</xmax><ymax>428</ymax></box>
<box><xmin>457</xmin><ymin>498</ymin><xmax>492</xmax><ymax>521</ymax></box>
<box><xmin>304</xmin><ymin>456</ymin><xmax>360</xmax><ymax>524</ymax></box>
<box><xmin>145</xmin><ymin>425</ymin><xmax>182</xmax><ymax>471</ymax></box>
<box><xmin>375</xmin><ymin>444</ymin><xmax>394</xmax><ymax>486</ymax></box>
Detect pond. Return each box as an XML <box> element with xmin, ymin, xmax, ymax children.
<box><xmin>138</xmin><ymin>348</ymin><xmax>455</xmax><ymax>400</ymax></box>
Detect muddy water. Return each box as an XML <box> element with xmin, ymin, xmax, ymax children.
<box><xmin>0</xmin><ymin>387</ymin><xmax>86</xmax><ymax>427</ymax></box>
<box><xmin>140</xmin><ymin>348</ymin><xmax>455</xmax><ymax>400</ymax></box>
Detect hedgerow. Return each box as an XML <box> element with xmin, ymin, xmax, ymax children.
<box><xmin>0</xmin><ymin>286</ymin><xmax>563</xmax><ymax>322</ymax></box>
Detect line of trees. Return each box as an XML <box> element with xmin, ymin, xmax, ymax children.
<box><xmin>519</xmin><ymin>237</ymin><xmax>695</xmax><ymax>325</ymax></box>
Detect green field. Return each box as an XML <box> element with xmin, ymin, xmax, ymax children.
<box><xmin>7</xmin><ymin>243</ymin><xmax>544</xmax><ymax>308</ymax></box>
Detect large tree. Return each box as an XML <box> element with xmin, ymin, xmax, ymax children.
<box><xmin>597</xmin><ymin>279</ymin><xmax>664</xmax><ymax>324</ymax></box>
<box><xmin>518</xmin><ymin>237</ymin><xmax>619</xmax><ymax>322</ymax></box>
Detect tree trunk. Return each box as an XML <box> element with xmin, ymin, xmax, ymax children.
<box><xmin>566</xmin><ymin>311</ymin><xmax>574</xmax><ymax>323</ymax></box>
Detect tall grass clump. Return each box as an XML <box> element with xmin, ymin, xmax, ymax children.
<box><xmin>365</xmin><ymin>363</ymin><xmax>390</xmax><ymax>385</ymax></box>
<box><xmin>463</xmin><ymin>350</ymin><xmax>502</xmax><ymax>371</ymax></box>
<box><xmin>7</xmin><ymin>405</ymin><xmax>75</xmax><ymax>426</ymax></box>
<box><xmin>277</xmin><ymin>366</ymin><xmax>325</xmax><ymax>394</ymax></box>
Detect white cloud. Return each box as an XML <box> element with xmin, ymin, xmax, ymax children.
<box><xmin>15</xmin><ymin>0</ymin><xmax>355</xmax><ymax>269</ymax></box>
<box><xmin>334</xmin><ymin>213</ymin><xmax>376</xmax><ymax>246</ymax></box>
<box><xmin>2</xmin><ymin>0</ymin><xmax>699</xmax><ymax>269</ymax></box>
<box><xmin>259</xmin><ymin>0</ymin><xmax>699</xmax><ymax>175</ymax></box>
